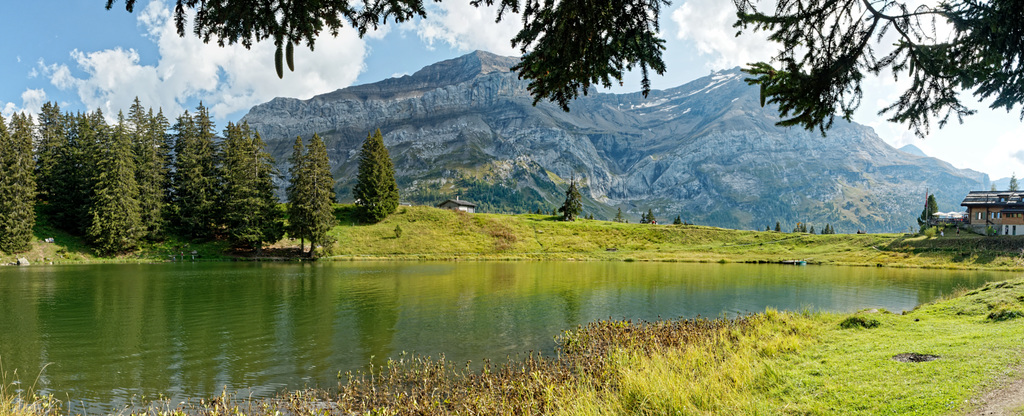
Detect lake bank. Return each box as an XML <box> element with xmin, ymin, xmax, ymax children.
<box><xmin>4</xmin><ymin>275</ymin><xmax>1022</xmax><ymax>415</ymax></box>
<box><xmin>6</xmin><ymin>205</ymin><xmax>1024</xmax><ymax>271</ymax></box>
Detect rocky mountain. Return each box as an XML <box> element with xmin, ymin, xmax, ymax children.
<box><xmin>242</xmin><ymin>51</ymin><xmax>989</xmax><ymax>232</ymax></box>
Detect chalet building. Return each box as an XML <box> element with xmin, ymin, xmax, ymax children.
<box><xmin>961</xmin><ymin>191</ymin><xmax>1024</xmax><ymax>235</ymax></box>
<box><xmin>437</xmin><ymin>197</ymin><xmax>476</xmax><ymax>213</ymax></box>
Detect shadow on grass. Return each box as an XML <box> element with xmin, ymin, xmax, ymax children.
<box><xmin>334</xmin><ymin>204</ymin><xmax>359</xmax><ymax>225</ymax></box>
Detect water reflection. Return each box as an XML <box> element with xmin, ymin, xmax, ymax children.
<box><xmin>0</xmin><ymin>261</ymin><xmax>1015</xmax><ymax>410</ymax></box>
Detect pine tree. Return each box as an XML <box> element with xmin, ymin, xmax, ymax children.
<box><xmin>640</xmin><ymin>211</ymin><xmax>648</xmax><ymax>224</ymax></box>
<box><xmin>0</xmin><ymin>113</ymin><xmax>37</xmax><ymax>253</ymax></box>
<box><xmin>647</xmin><ymin>209</ymin><xmax>656</xmax><ymax>224</ymax></box>
<box><xmin>169</xmin><ymin>104</ymin><xmax>222</xmax><ymax>239</ymax></box>
<box><xmin>353</xmin><ymin>129</ymin><xmax>399</xmax><ymax>223</ymax></box>
<box><xmin>87</xmin><ymin>112</ymin><xmax>142</xmax><ymax>255</ymax></box>
<box><xmin>673</xmin><ymin>215</ymin><xmax>682</xmax><ymax>225</ymax></box>
<box><xmin>809</xmin><ymin>225</ymin><xmax>815</xmax><ymax>234</ymax></box>
<box><xmin>614</xmin><ymin>208</ymin><xmax>624</xmax><ymax>223</ymax></box>
<box><xmin>1010</xmin><ymin>173</ymin><xmax>1019</xmax><ymax>191</ymax></box>
<box><xmin>775</xmin><ymin>221</ymin><xmax>781</xmax><ymax>232</ymax></box>
<box><xmin>221</xmin><ymin>122</ymin><xmax>284</xmax><ymax>253</ymax></box>
<box><xmin>129</xmin><ymin>98</ymin><xmax>170</xmax><ymax>240</ymax></box>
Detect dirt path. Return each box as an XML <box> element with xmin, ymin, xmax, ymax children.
<box><xmin>965</xmin><ymin>365</ymin><xmax>1024</xmax><ymax>416</ymax></box>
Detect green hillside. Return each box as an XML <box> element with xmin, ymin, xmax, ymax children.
<box><xmin>7</xmin><ymin>204</ymin><xmax>1024</xmax><ymax>270</ymax></box>
<box><xmin>323</xmin><ymin>205</ymin><xmax>1023</xmax><ymax>269</ymax></box>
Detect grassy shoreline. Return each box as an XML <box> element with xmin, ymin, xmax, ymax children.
<box><xmin>4</xmin><ymin>277</ymin><xmax>1022</xmax><ymax>415</ymax></box>
<box><xmin>7</xmin><ymin>205</ymin><xmax>1024</xmax><ymax>271</ymax></box>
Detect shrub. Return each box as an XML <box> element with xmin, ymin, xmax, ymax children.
<box><xmin>839</xmin><ymin>316</ymin><xmax>881</xmax><ymax>329</ymax></box>
<box><xmin>987</xmin><ymin>306</ymin><xmax>1024</xmax><ymax>322</ymax></box>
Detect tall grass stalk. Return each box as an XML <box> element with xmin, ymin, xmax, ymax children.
<box><xmin>0</xmin><ymin>360</ymin><xmax>58</xmax><ymax>416</ymax></box>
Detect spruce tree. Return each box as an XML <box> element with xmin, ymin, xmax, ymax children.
<box><xmin>917</xmin><ymin>194</ymin><xmax>939</xmax><ymax>230</ymax></box>
<box><xmin>0</xmin><ymin>114</ymin><xmax>37</xmax><ymax>253</ymax></box>
<box><xmin>353</xmin><ymin>129</ymin><xmax>399</xmax><ymax>223</ymax></box>
<box><xmin>286</xmin><ymin>134</ymin><xmax>336</xmax><ymax>257</ymax></box>
<box><xmin>305</xmin><ymin>134</ymin><xmax>337</xmax><ymax>256</ymax></box>
<box><xmin>35</xmin><ymin>102</ymin><xmax>68</xmax><ymax>213</ymax></box>
<box><xmin>87</xmin><ymin>112</ymin><xmax>142</xmax><ymax>255</ymax></box>
<box><xmin>647</xmin><ymin>209</ymin><xmax>656</xmax><ymax>224</ymax></box>
<box><xmin>1010</xmin><ymin>173</ymin><xmax>1019</xmax><ymax>191</ymax></box>
<box><xmin>221</xmin><ymin>122</ymin><xmax>284</xmax><ymax>253</ymax></box>
<box><xmin>558</xmin><ymin>180</ymin><xmax>582</xmax><ymax>221</ymax></box>
<box><xmin>809</xmin><ymin>225</ymin><xmax>815</xmax><ymax>234</ymax></box>
<box><xmin>673</xmin><ymin>215</ymin><xmax>682</xmax><ymax>225</ymax></box>
<box><xmin>775</xmin><ymin>221</ymin><xmax>781</xmax><ymax>232</ymax></box>
<box><xmin>129</xmin><ymin>98</ymin><xmax>170</xmax><ymax>240</ymax></box>
<box><xmin>286</xmin><ymin>136</ymin><xmax>310</xmax><ymax>252</ymax></box>
<box><xmin>54</xmin><ymin>111</ymin><xmax>105</xmax><ymax>235</ymax></box>
<box><xmin>614</xmin><ymin>208</ymin><xmax>624</xmax><ymax>223</ymax></box>
<box><xmin>169</xmin><ymin>104</ymin><xmax>222</xmax><ymax>239</ymax></box>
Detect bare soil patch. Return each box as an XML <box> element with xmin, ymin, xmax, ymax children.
<box><xmin>964</xmin><ymin>365</ymin><xmax>1024</xmax><ymax>416</ymax></box>
<box><xmin>892</xmin><ymin>353</ymin><xmax>940</xmax><ymax>363</ymax></box>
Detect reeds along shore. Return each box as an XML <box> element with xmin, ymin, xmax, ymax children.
<box><xmin>4</xmin><ymin>277</ymin><xmax>1023</xmax><ymax>416</ymax></box>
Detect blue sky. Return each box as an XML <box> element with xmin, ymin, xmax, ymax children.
<box><xmin>3</xmin><ymin>0</ymin><xmax>1022</xmax><ymax>182</ymax></box>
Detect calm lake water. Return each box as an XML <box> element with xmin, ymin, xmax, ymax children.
<box><xmin>0</xmin><ymin>261</ymin><xmax>1016</xmax><ymax>410</ymax></box>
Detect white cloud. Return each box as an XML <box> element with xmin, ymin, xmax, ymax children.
<box><xmin>414</xmin><ymin>2</ymin><xmax>521</xmax><ymax>55</ymax></box>
<box><xmin>1</xmin><ymin>103</ymin><xmax>16</xmax><ymax>118</ymax></box>
<box><xmin>670</xmin><ymin>0</ymin><xmax>777</xmax><ymax>69</ymax></box>
<box><xmin>44</xmin><ymin>0</ymin><xmax>369</xmax><ymax>120</ymax></box>
<box><xmin>1</xmin><ymin>89</ymin><xmax>47</xmax><ymax>118</ymax></box>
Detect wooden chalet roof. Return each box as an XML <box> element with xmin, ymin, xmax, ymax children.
<box><xmin>438</xmin><ymin>199</ymin><xmax>476</xmax><ymax>208</ymax></box>
<box><xmin>961</xmin><ymin>191</ymin><xmax>1024</xmax><ymax>209</ymax></box>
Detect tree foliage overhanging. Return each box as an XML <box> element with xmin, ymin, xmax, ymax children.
<box><xmin>106</xmin><ymin>0</ymin><xmax>1024</xmax><ymax>135</ymax></box>
<box><xmin>104</xmin><ymin>0</ymin><xmax>667</xmax><ymax>110</ymax></box>
<box><xmin>734</xmin><ymin>0</ymin><xmax>1024</xmax><ymax>137</ymax></box>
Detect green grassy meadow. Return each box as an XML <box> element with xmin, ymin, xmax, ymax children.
<box><xmin>323</xmin><ymin>205</ymin><xmax>1024</xmax><ymax>270</ymax></box>
<box><xmin>6</xmin><ymin>204</ymin><xmax>1024</xmax><ymax>271</ymax></box>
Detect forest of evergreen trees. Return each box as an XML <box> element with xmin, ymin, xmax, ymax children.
<box><xmin>0</xmin><ymin>99</ymin><xmax>348</xmax><ymax>257</ymax></box>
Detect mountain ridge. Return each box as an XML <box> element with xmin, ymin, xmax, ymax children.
<box><xmin>242</xmin><ymin>51</ymin><xmax>989</xmax><ymax>232</ymax></box>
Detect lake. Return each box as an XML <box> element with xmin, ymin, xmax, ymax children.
<box><xmin>0</xmin><ymin>261</ymin><xmax>1015</xmax><ymax>411</ymax></box>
